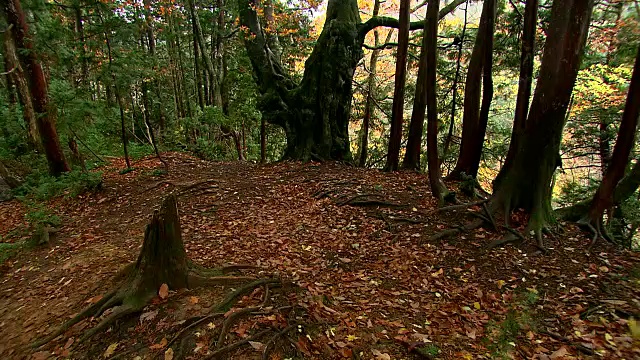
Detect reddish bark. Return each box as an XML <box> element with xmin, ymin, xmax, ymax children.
<box><xmin>585</xmin><ymin>47</ymin><xmax>640</xmax><ymax>226</ymax></box>
<box><xmin>3</xmin><ymin>0</ymin><xmax>70</xmax><ymax>176</ymax></box>
<box><xmin>384</xmin><ymin>0</ymin><xmax>410</xmax><ymax>172</ymax></box>
<box><xmin>447</xmin><ymin>0</ymin><xmax>495</xmax><ymax>179</ymax></box>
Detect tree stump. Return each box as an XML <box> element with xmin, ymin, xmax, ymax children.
<box><xmin>33</xmin><ymin>194</ymin><xmax>258</xmax><ymax>348</ymax></box>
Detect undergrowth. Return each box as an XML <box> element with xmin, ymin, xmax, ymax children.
<box><xmin>483</xmin><ymin>289</ymin><xmax>539</xmax><ymax>358</ymax></box>
<box><xmin>14</xmin><ymin>170</ymin><xmax>103</xmax><ymax>200</ymax></box>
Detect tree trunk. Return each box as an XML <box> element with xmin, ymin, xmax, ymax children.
<box><xmin>102</xmin><ymin>22</ymin><xmax>131</xmax><ymax>169</ymax></box>
<box><xmin>194</xmin><ymin>30</ymin><xmax>205</xmax><ymax>110</ymax></box>
<box><xmin>2</xmin><ymin>0</ymin><xmax>70</xmax><ymax>176</ymax></box>
<box><xmin>358</xmin><ymin>0</ymin><xmax>382</xmax><ymax>168</ymax></box>
<box><xmin>402</xmin><ymin>0</ymin><xmax>430</xmax><ymax>171</ymax></box>
<box><xmin>447</xmin><ymin>0</ymin><xmax>496</xmax><ymax>179</ymax></box>
<box><xmin>238</xmin><ymin>0</ymin><xmax>464</xmax><ymax>161</ymax></box>
<box><xmin>2</xmin><ymin>24</ymin><xmax>40</xmax><ymax>150</ymax></box>
<box><xmin>384</xmin><ymin>0</ymin><xmax>410</xmax><ymax>171</ymax></box>
<box><xmin>239</xmin><ymin>0</ymin><xmax>362</xmax><ymax>161</ymax></box>
<box><xmin>582</xmin><ymin>47</ymin><xmax>640</xmax><ymax>231</ymax></box>
<box><xmin>441</xmin><ymin>0</ymin><xmax>468</xmax><ymax>164</ymax></box>
<box><xmin>489</xmin><ymin>0</ymin><xmax>594</xmax><ymax>240</ymax></box>
<box><xmin>423</xmin><ymin>0</ymin><xmax>449</xmax><ymax>203</ymax></box>
<box><xmin>501</xmin><ymin>0</ymin><xmax>538</xmax><ymax>173</ymax></box>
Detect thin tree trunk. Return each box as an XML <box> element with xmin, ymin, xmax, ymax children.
<box><xmin>102</xmin><ymin>22</ymin><xmax>131</xmax><ymax>169</ymax></box>
<box><xmin>358</xmin><ymin>0</ymin><xmax>382</xmax><ymax>167</ymax></box>
<box><xmin>424</xmin><ymin>0</ymin><xmax>449</xmax><ymax>203</ymax></box>
<box><xmin>447</xmin><ymin>0</ymin><xmax>495</xmax><ymax>179</ymax></box>
<box><xmin>441</xmin><ymin>0</ymin><xmax>468</xmax><ymax>165</ymax></box>
<box><xmin>2</xmin><ymin>0</ymin><xmax>70</xmax><ymax>176</ymax></box>
<box><xmin>583</xmin><ymin>47</ymin><xmax>640</xmax><ymax>228</ymax></box>
<box><xmin>194</xmin><ymin>30</ymin><xmax>205</xmax><ymax>110</ymax></box>
<box><xmin>2</xmin><ymin>24</ymin><xmax>40</xmax><ymax>150</ymax></box>
<box><xmin>501</xmin><ymin>0</ymin><xmax>538</xmax><ymax>174</ymax></box>
<box><xmin>385</xmin><ymin>0</ymin><xmax>410</xmax><ymax>172</ymax></box>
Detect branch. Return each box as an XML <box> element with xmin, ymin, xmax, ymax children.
<box><xmin>359</xmin><ymin>0</ymin><xmax>466</xmax><ymax>37</ymax></box>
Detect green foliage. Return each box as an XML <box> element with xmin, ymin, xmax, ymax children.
<box><xmin>483</xmin><ymin>290</ymin><xmax>538</xmax><ymax>359</ymax></box>
<box><xmin>15</xmin><ymin>170</ymin><xmax>103</xmax><ymax>200</ymax></box>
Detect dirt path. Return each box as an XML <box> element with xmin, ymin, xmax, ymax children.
<box><xmin>0</xmin><ymin>153</ymin><xmax>638</xmax><ymax>359</ymax></box>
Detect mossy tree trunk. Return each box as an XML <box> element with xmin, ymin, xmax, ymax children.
<box><xmin>489</xmin><ymin>0</ymin><xmax>594</xmax><ymax>244</ymax></box>
<box><xmin>238</xmin><ymin>0</ymin><xmax>466</xmax><ymax>162</ymax></box>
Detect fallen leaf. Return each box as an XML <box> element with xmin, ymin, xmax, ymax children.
<box><xmin>549</xmin><ymin>346</ymin><xmax>568</xmax><ymax>359</ymax></box>
<box><xmin>150</xmin><ymin>337</ymin><xmax>168</xmax><ymax>350</ymax></box>
<box><xmin>249</xmin><ymin>341</ymin><xmax>265</xmax><ymax>350</ymax></box>
<box><xmin>189</xmin><ymin>296</ymin><xmax>199</xmax><ymax>304</ymax></box>
<box><xmin>140</xmin><ymin>309</ymin><xmax>159</xmax><ymax>323</ymax></box>
<box><xmin>158</xmin><ymin>283</ymin><xmax>169</xmax><ymax>299</ymax></box>
<box><xmin>164</xmin><ymin>348</ymin><xmax>174</xmax><ymax>360</ymax></box>
<box><xmin>103</xmin><ymin>342</ymin><xmax>118</xmax><ymax>358</ymax></box>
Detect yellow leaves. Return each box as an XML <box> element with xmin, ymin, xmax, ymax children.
<box><xmin>473</xmin><ymin>302</ymin><xmax>481</xmax><ymax>310</ymax></box>
<box><xmin>629</xmin><ymin>318</ymin><xmax>640</xmax><ymax>339</ymax></box>
<box><xmin>164</xmin><ymin>348</ymin><xmax>174</xmax><ymax>360</ymax></box>
<box><xmin>496</xmin><ymin>279</ymin><xmax>506</xmax><ymax>289</ymax></box>
<box><xmin>103</xmin><ymin>342</ymin><xmax>118</xmax><ymax>358</ymax></box>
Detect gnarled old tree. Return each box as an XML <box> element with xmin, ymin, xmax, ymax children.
<box><xmin>237</xmin><ymin>0</ymin><xmax>466</xmax><ymax>161</ymax></box>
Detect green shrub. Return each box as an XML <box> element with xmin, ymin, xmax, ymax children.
<box><xmin>15</xmin><ymin>170</ymin><xmax>103</xmax><ymax>200</ymax></box>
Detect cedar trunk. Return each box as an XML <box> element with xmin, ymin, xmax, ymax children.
<box><xmin>490</xmin><ymin>0</ymin><xmax>594</xmax><ymax>235</ymax></box>
<box><xmin>385</xmin><ymin>0</ymin><xmax>410</xmax><ymax>171</ymax></box>
<box><xmin>3</xmin><ymin>0</ymin><xmax>70</xmax><ymax>176</ymax></box>
<box><xmin>447</xmin><ymin>0</ymin><xmax>495</xmax><ymax>179</ymax></box>
<box><xmin>501</xmin><ymin>0</ymin><xmax>538</xmax><ymax>171</ymax></box>
<box><xmin>583</xmin><ymin>47</ymin><xmax>640</xmax><ymax>227</ymax></box>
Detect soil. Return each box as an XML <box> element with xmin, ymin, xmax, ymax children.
<box><xmin>0</xmin><ymin>152</ymin><xmax>638</xmax><ymax>359</ymax></box>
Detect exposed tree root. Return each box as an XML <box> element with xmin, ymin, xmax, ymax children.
<box><xmin>539</xmin><ymin>329</ymin><xmax>595</xmax><ymax>356</ymax></box>
<box><xmin>336</xmin><ymin>193</ymin><xmax>405</xmax><ymax>208</ymax></box>
<box><xmin>425</xmin><ymin>218</ymin><xmax>484</xmax><ymax>242</ymax></box>
<box><xmin>262</xmin><ymin>324</ymin><xmax>298</xmax><ymax>360</ymax></box>
<box><xmin>31</xmin><ymin>195</ymin><xmax>267</xmax><ymax>350</ymax></box>
<box><xmin>436</xmin><ymin>199</ymin><xmax>488</xmax><ymax>213</ymax></box>
<box><xmin>204</xmin><ymin>329</ymin><xmax>271</xmax><ymax>359</ymax></box>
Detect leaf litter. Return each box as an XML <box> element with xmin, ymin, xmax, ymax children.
<box><xmin>0</xmin><ymin>153</ymin><xmax>638</xmax><ymax>359</ymax></box>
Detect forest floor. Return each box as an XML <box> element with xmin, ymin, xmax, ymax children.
<box><xmin>0</xmin><ymin>152</ymin><xmax>638</xmax><ymax>360</ymax></box>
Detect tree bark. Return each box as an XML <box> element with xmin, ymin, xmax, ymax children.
<box><xmin>501</xmin><ymin>0</ymin><xmax>538</xmax><ymax>172</ymax></box>
<box><xmin>441</xmin><ymin>0</ymin><xmax>468</xmax><ymax>164</ymax></box>
<box><xmin>447</xmin><ymin>0</ymin><xmax>496</xmax><ymax>179</ymax></box>
<box><xmin>384</xmin><ymin>0</ymin><xmax>410</xmax><ymax>171</ymax></box>
<box><xmin>2</xmin><ymin>0</ymin><xmax>70</xmax><ymax>176</ymax></box>
<box><xmin>490</xmin><ymin>0</ymin><xmax>594</xmax><ymax>238</ymax></box>
<box><xmin>2</xmin><ymin>24</ymin><xmax>40</xmax><ymax>150</ymax></box>
<box><xmin>582</xmin><ymin>47</ymin><xmax>640</xmax><ymax>229</ymax></box>
<box><xmin>402</xmin><ymin>0</ymin><xmax>430</xmax><ymax>171</ymax></box>
<box><xmin>238</xmin><ymin>0</ymin><xmax>464</xmax><ymax>162</ymax></box>
<box><xmin>423</xmin><ymin>0</ymin><xmax>449</xmax><ymax>203</ymax></box>
<box><xmin>358</xmin><ymin>0</ymin><xmax>382</xmax><ymax>168</ymax></box>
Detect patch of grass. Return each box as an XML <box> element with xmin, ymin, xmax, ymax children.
<box><xmin>119</xmin><ymin>167</ymin><xmax>135</xmax><ymax>175</ymax></box>
<box><xmin>151</xmin><ymin>168</ymin><xmax>167</xmax><ymax>177</ymax></box>
<box><xmin>0</xmin><ymin>242</ymin><xmax>22</xmax><ymax>264</ymax></box>
<box><xmin>415</xmin><ymin>344</ymin><xmax>440</xmax><ymax>357</ymax></box>
<box><xmin>482</xmin><ymin>290</ymin><xmax>539</xmax><ymax>359</ymax></box>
